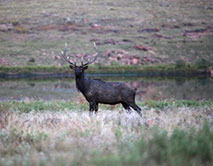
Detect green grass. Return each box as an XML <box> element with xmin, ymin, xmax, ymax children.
<box><xmin>1</xmin><ymin>100</ymin><xmax>213</xmax><ymax>113</ymax></box>
<box><xmin>0</xmin><ymin>65</ymin><xmax>69</xmax><ymax>74</ymax></box>
<box><xmin>141</xmin><ymin>100</ymin><xmax>213</xmax><ymax>109</ymax></box>
<box><xmin>0</xmin><ymin>63</ymin><xmax>212</xmax><ymax>78</ymax></box>
<box><xmin>90</xmin><ymin>122</ymin><xmax>213</xmax><ymax>166</ymax></box>
<box><xmin>1</xmin><ymin>100</ymin><xmax>87</xmax><ymax>113</ymax></box>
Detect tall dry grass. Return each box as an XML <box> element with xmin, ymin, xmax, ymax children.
<box><xmin>0</xmin><ymin>106</ymin><xmax>212</xmax><ymax>166</ymax></box>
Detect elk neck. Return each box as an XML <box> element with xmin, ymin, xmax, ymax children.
<box><xmin>75</xmin><ymin>72</ymin><xmax>88</xmax><ymax>94</ymax></box>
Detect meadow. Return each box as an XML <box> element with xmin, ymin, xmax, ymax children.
<box><xmin>0</xmin><ymin>0</ymin><xmax>213</xmax><ymax>165</ymax></box>
<box><xmin>0</xmin><ymin>100</ymin><xmax>213</xmax><ymax>166</ymax></box>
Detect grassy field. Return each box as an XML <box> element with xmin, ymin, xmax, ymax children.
<box><xmin>0</xmin><ymin>0</ymin><xmax>213</xmax><ymax>67</ymax></box>
<box><xmin>1</xmin><ymin>0</ymin><xmax>213</xmax><ymax>165</ymax></box>
<box><xmin>0</xmin><ymin>100</ymin><xmax>213</xmax><ymax>166</ymax></box>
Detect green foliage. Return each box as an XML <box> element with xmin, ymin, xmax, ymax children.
<box><xmin>175</xmin><ymin>60</ymin><xmax>186</xmax><ymax>68</ymax></box>
<box><xmin>0</xmin><ymin>128</ymin><xmax>48</xmax><ymax>146</ymax></box>
<box><xmin>1</xmin><ymin>63</ymin><xmax>212</xmax><ymax>78</ymax></box>
<box><xmin>141</xmin><ymin>100</ymin><xmax>213</xmax><ymax>109</ymax></box>
<box><xmin>28</xmin><ymin>57</ymin><xmax>36</xmax><ymax>63</ymax></box>
<box><xmin>0</xmin><ymin>65</ymin><xmax>70</xmax><ymax>75</ymax></box>
<box><xmin>1</xmin><ymin>101</ymin><xmax>88</xmax><ymax>113</ymax></box>
<box><xmin>90</xmin><ymin>122</ymin><xmax>213</xmax><ymax>166</ymax></box>
<box><xmin>91</xmin><ymin>154</ymin><xmax>121</xmax><ymax>166</ymax></box>
<box><xmin>169</xmin><ymin>123</ymin><xmax>213</xmax><ymax>163</ymax></box>
<box><xmin>196</xmin><ymin>58</ymin><xmax>212</xmax><ymax>69</ymax></box>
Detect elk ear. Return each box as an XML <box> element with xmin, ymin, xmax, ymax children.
<box><xmin>69</xmin><ymin>65</ymin><xmax>75</xmax><ymax>69</ymax></box>
<box><xmin>83</xmin><ymin>65</ymin><xmax>88</xmax><ymax>70</ymax></box>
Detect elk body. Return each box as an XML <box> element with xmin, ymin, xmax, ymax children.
<box><xmin>61</xmin><ymin>43</ymin><xmax>142</xmax><ymax>117</ymax></box>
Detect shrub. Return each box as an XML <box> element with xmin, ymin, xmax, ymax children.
<box><xmin>175</xmin><ymin>59</ymin><xmax>186</xmax><ymax>68</ymax></box>
<box><xmin>91</xmin><ymin>122</ymin><xmax>213</xmax><ymax>166</ymax></box>
<box><xmin>196</xmin><ymin>58</ymin><xmax>210</xmax><ymax>69</ymax></box>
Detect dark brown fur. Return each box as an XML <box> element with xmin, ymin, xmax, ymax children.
<box><xmin>71</xmin><ymin>65</ymin><xmax>142</xmax><ymax>117</ymax></box>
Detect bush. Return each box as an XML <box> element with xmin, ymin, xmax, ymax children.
<box><xmin>196</xmin><ymin>58</ymin><xmax>210</xmax><ymax>69</ymax></box>
<box><xmin>175</xmin><ymin>59</ymin><xmax>186</xmax><ymax>68</ymax></box>
<box><xmin>90</xmin><ymin>122</ymin><xmax>213</xmax><ymax>166</ymax></box>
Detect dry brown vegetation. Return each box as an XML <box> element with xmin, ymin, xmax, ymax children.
<box><xmin>0</xmin><ymin>105</ymin><xmax>213</xmax><ymax>165</ymax></box>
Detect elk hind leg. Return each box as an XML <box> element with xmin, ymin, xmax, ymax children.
<box><xmin>128</xmin><ymin>102</ymin><xmax>142</xmax><ymax>117</ymax></box>
<box><xmin>122</xmin><ymin>102</ymin><xmax>132</xmax><ymax>114</ymax></box>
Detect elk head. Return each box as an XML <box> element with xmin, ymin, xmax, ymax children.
<box><xmin>61</xmin><ymin>42</ymin><xmax>98</xmax><ymax>77</ymax></box>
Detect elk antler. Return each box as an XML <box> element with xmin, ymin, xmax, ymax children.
<box><xmin>61</xmin><ymin>43</ymin><xmax>76</xmax><ymax>67</ymax></box>
<box><xmin>82</xmin><ymin>42</ymin><xmax>98</xmax><ymax>67</ymax></box>
<box><xmin>61</xmin><ymin>42</ymin><xmax>98</xmax><ymax>67</ymax></box>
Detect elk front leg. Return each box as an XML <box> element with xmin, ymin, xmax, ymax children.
<box><xmin>94</xmin><ymin>103</ymin><xmax>99</xmax><ymax>115</ymax></box>
<box><xmin>89</xmin><ymin>102</ymin><xmax>94</xmax><ymax>116</ymax></box>
<box><xmin>89</xmin><ymin>102</ymin><xmax>97</xmax><ymax>116</ymax></box>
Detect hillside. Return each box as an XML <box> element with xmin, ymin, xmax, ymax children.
<box><xmin>0</xmin><ymin>0</ymin><xmax>212</xmax><ymax>68</ymax></box>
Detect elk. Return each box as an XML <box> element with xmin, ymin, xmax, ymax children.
<box><xmin>61</xmin><ymin>43</ymin><xmax>142</xmax><ymax>117</ymax></box>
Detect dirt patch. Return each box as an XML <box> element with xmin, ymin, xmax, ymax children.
<box><xmin>183</xmin><ymin>27</ymin><xmax>213</xmax><ymax>40</ymax></box>
<box><xmin>102</xmin><ymin>49</ymin><xmax>163</xmax><ymax>65</ymax></box>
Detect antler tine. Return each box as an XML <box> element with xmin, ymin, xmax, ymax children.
<box><xmin>81</xmin><ymin>56</ymin><xmax>84</xmax><ymax>66</ymax></box>
<box><xmin>61</xmin><ymin>43</ymin><xmax>76</xmax><ymax>67</ymax></box>
<box><xmin>93</xmin><ymin>42</ymin><xmax>98</xmax><ymax>52</ymax></box>
<box><xmin>82</xmin><ymin>42</ymin><xmax>98</xmax><ymax>66</ymax></box>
